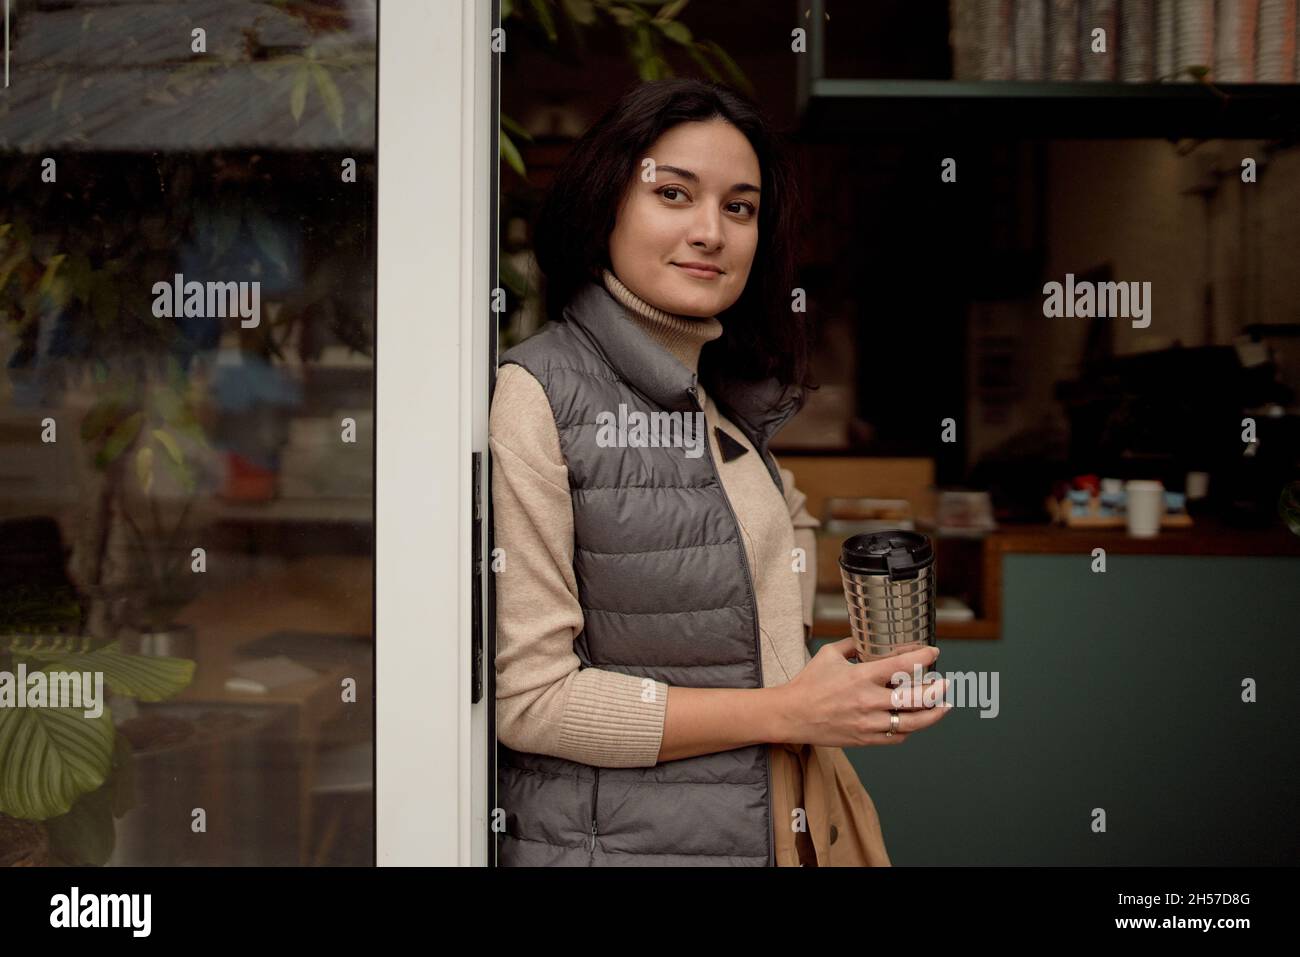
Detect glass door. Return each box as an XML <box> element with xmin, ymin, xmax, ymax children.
<box><xmin>0</xmin><ymin>0</ymin><xmax>489</xmax><ymax>871</ymax></box>
<box><xmin>0</xmin><ymin>0</ymin><xmax>379</xmax><ymax>867</ymax></box>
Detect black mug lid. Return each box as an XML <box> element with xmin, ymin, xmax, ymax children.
<box><xmin>839</xmin><ymin>530</ymin><xmax>934</xmax><ymax>580</ymax></box>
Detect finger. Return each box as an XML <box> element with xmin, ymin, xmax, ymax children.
<box><xmin>827</xmin><ymin>636</ymin><xmax>860</xmax><ymax>660</ymax></box>
<box><xmin>888</xmin><ymin>678</ymin><xmax>949</xmax><ymax>710</ymax></box>
<box><xmin>864</xmin><ymin>646</ymin><xmax>941</xmax><ymax>686</ymax></box>
<box><xmin>875</xmin><ymin>731</ymin><xmax>909</xmax><ymax>746</ymax></box>
<box><xmin>873</xmin><ymin>702</ymin><xmax>953</xmax><ymax>735</ymax></box>
<box><xmin>866</xmin><ymin>683</ymin><xmax>944</xmax><ymax>713</ymax></box>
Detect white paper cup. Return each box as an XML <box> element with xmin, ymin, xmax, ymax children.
<box><xmin>1125</xmin><ymin>480</ymin><xmax>1165</xmax><ymax>537</ymax></box>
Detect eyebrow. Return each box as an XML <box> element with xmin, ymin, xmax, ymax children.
<box><xmin>654</xmin><ymin>164</ymin><xmax>760</xmax><ymax>195</ymax></box>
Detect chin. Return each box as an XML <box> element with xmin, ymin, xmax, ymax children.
<box><xmin>669</xmin><ymin>298</ymin><xmax>716</xmax><ymax>318</ymax></box>
<box><xmin>665</xmin><ymin>282</ymin><xmax>726</xmax><ymax>317</ymax></box>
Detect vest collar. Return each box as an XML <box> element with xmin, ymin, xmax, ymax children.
<box><xmin>562</xmin><ymin>278</ymin><xmax>805</xmax><ymax>450</ymax></box>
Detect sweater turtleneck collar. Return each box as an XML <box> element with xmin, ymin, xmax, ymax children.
<box><xmin>601</xmin><ymin>268</ymin><xmax>723</xmax><ymax>376</ymax></box>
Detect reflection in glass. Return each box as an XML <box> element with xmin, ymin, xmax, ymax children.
<box><xmin>0</xmin><ymin>0</ymin><xmax>376</xmax><ymax>866</ymax></box>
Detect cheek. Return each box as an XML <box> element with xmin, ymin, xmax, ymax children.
<box><xmin>732</xmin><ymin>229</ymin><xmax>759</xmax><ymax>274</ymax></box>
<box><xmin>638</xmin><ymin>205</ymin><xmax>682</xmax><ymax>246</ymax></box>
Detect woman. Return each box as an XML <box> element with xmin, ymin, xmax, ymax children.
<box><xmin>491</xmin><ymin>78</ymin><xmax>950</xmax><ymax>867</ymax></box>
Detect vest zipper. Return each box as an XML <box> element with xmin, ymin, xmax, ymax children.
<box><xmin>688</xmin><ymin>385</ymin><xmax>776</xmax><ymax>867</ymax></box>
<box><xmin>589</xmin><ymin>767</ymin><xmax>600</xmax><ymax>854</ymax></box>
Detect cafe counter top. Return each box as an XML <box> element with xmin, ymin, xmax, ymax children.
<box><xmin>811</xmin><ymin>517</ymin><xmax>1300</xmax><ymax>642</ymax></box>
<box><xmin>981</xmin><ymin>516</ymin><xmax>1300</xmax><ymax>557</ymax></box>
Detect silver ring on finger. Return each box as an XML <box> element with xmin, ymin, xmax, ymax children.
<box><xmin>886</xmin><ymin>710</ymin><xmax>900</xmax><ymax>736</ymax></box>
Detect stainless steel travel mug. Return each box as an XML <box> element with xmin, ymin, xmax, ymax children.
<box><xmin>838</xmin><ymin>530</ymin><xmax>937</xmax><ymax>662</ymax></box>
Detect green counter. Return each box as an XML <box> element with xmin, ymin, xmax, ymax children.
<box><xmin>829</xmin><ymin>553</ymin><xmax>1300</xmax><ymax>865</ymax></box>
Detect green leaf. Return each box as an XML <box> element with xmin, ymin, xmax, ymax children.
<box><xmin>152</xmin><ymin>428</ymin><xmax>184</xmax><ymax>467</ymax></box>
<box><xmin>528</xmin><ymin>0</ymin><xmax>558</xmax><ymax>41</ymax></box>
<box><xmin>151</xmin><ymin>384</ymin><xmax>184</xmax><ymax>424</ymax></box>
<box><xmin>80</xmin><ymin>398</ymin><xmax>125</xmax><ymax>442</ymax></box>
<box><xmin>654</xmin><ymin>0</ymin><xmax>689</xmax><ymax>22</ymax></box>
<box><xmin>170</xmin><ymin>415</ymin><xmax>211</xmax><ymax>452</ymax></box>
<box><xmin>629</xmin><ymin>22</ymin><xmax>652</xmax><ymax>70</ymax></box>
<box><xmin>135</xmin><ymin>445</ymin><xmax>154</xmax><ymax>495</ymax></box>
<box><xmin>43</xmin><ymin>763</ymin><xmax>118</xmax><ymax>866</ymax></box>
<box><xmin>631</xmin><ymin>24</ymin><xmax>667</xmax><ymax>80</ymax></box>
<box><xmin>501</xmin><ymin>112</ymin><xmax>534</xmax><ymax>142</ymax></box>
<box><xmin>1280</xmin><ymin>482</ymin><xmax>1300</xmax><ymax>536</ymax></box>
<box><xmin>96</xmin><ymin>411</ymin><xmax>144</xmax><ymax>467</ymax></box>
<box><xmin>158</xmin><ymin>445</ymin><xmax>196</xmax><ymax>495</ymax></box>
<box><xmin>607</xmin><ymin>5</ymin><xmax>636</xmax><ymax>27</ymax></box>
<box><xmin>561</xmin><ymin>0</ymin><xmax>597</xmax><ymax>24</ymax></box>
<box><xmin>499</xmin><ymin>257</ymin><xmax>531</xmax><ymax>299</ymax></box>
<box><xmin>64</xmin><ymin>253</ymin><xmax>93</xmax><ymax>304</ymax></box>
<box><xmin>45</xmin><ymin>276</ymin><xmax>72</xmax><ymax>311</ymax></box>
<box><xmin>290</xmin><ymin>63</ymin><xmax>310</xmax><ymax>123</ymax></box>
<box><xmin>0</xmin><ymin>700</ymin><xmax>115</xmax><ymax>821</ymax></box>
<box><xmin>501</xmin><ymin>129</ymin><xmax>527</xmax><ymax>179</ymax></box>
<box><xmin>657</xmin><ymin>19</ymin><xmax>691</xmax><ymax>44</ymax></box>
<box><xmin>38</xmin><ymin>644</ymin><xmax>196</xmax><ymax>703</ymax></box>
<box><xmin>38</xmin><ymin>254</ymin><xmax>66</xmax><ymax>294</ymax></box>
<box><xmin>310</xmin><ymin>63</ymin><xmax>345</xmax><ymax>133</ymax></box>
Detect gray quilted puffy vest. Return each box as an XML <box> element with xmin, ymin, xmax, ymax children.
<box><xmin>494</xmin><ymin>278</ymin><xmax>806</xmax><ymax>866</ymax></box>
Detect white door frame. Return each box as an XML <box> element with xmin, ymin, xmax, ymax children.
<box><xmin>376</xmin><ymin>0</ymin><xmax>494</xmax><ymax>866</ymax></box>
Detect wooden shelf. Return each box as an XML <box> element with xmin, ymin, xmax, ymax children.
<box><xmin>799</xmin><ymin>78</ymin><xmax>1300</xmax><ymax>139</ymax></box>
<box><xmin>987</xmin><ymin>519</ymin><xmax>1300</xmax><ymax>557</ymax></box>
<box><xmin>0</xmin><ymin>495</ymin><xmax>372</xmax><ymax>527</ymax></box>
<box><xmin>792</xmin><ymin>0</ymin><xmax>1300</xmax><ymax>139</ymax></box>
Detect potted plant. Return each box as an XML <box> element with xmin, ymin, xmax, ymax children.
<box><xmin>78</xmin><ymin>356</ymin><xmax>211</xmax><ymax>656</ymax></box>
<box><xmin>0</xmin><ymin>633</ymin><xmax>195</xmax><ymax>866</ymax></box>
<box><xmin>1281</xmin><ymin>480</ymin><xmax>1300</xmax><ymax>537</ymax></box>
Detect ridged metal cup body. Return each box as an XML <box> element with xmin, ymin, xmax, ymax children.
<box><xmin>840</xmin><ymin>562</ymin><xmax>937</xmax><ymax>662</ymax></box>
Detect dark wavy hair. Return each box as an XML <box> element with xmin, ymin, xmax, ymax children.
<box><xmin>532</xmin><ymin>77</ymin><xmax>813</xmax><ymax>390</ymax></box>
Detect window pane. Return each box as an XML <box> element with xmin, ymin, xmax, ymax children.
<box><xmin>0</xmin><ymin>0</ymin><xmax>376</xmax><ymax>866</ymax></box>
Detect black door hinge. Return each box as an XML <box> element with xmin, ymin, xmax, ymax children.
<box><xmin>471</xmin><ymin>451</ymin><xmax>484</xmax><ymax>703</ymax></box>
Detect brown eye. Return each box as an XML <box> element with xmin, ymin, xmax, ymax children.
<box><xmin>728</xmin><ymin>201</ymin><xmax>756</xmax><ymax>217</ymax></box>
<box><xmin>657</xmin><ymin>186</ymin><xmax>688</xmax><ymax>202</ymax></box>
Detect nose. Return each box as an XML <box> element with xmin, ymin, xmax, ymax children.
<box><xmin>686</xmin><ymin>203</ymin><xmax>724</xmax><ymax>252</ymax></box>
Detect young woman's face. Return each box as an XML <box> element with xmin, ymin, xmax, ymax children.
<box><xmin>607</xmin><ymin>118</ymin><xmax>762</xmax><ymax>318</ymax></box>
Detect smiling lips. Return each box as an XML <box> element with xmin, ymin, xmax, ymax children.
<box><xmin>672</xmin><ymin>262</ymin><xmax>723</xmax><ymax>280</ymax></box>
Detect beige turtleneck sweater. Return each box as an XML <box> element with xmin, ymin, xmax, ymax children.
<box><xmin>490</xmin><ymin>269</ymin><xmax>820</xmax><ymax>769</ymax></box>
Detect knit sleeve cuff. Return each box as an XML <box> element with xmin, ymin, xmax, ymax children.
<box><xmin>555</xmin><ymin>669</ymin><xmax>669</xmax><ymax>768</ymax></box>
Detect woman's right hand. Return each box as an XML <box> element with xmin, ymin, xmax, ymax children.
<box><xmin>773</xmin><ymin>638</ymin><xmax>952</xmax><ymax>747</ymax></box>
